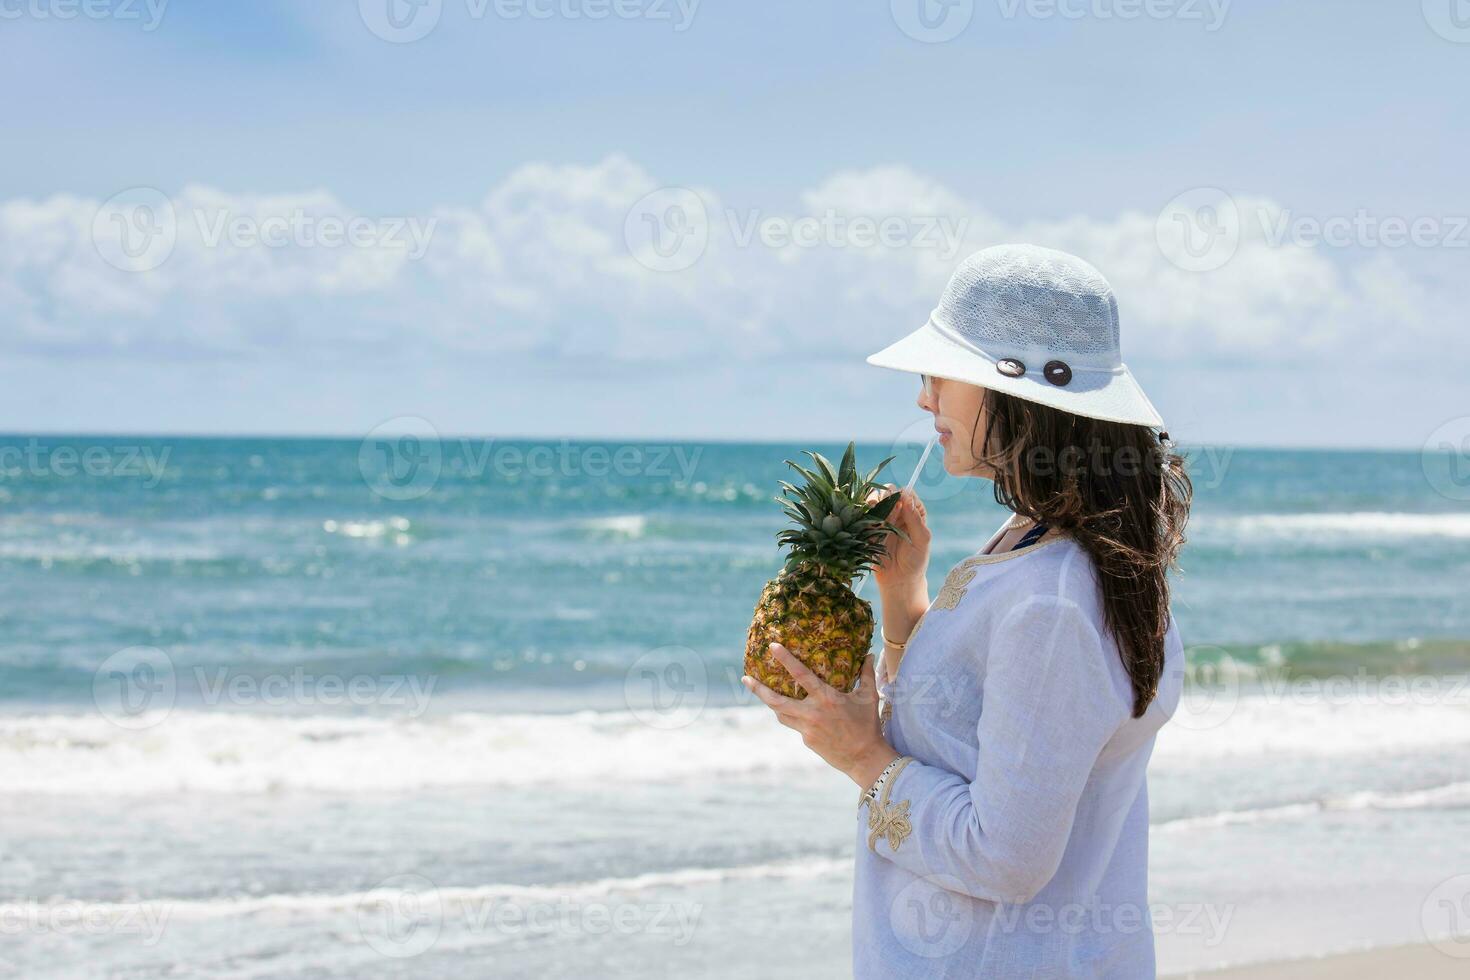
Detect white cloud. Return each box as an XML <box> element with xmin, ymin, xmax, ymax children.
<box><xmin>0</xmin><ymin>156</ymin><xmax>1459</xmax><ymax>369</ymax></box>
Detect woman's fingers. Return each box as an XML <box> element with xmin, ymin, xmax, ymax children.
<box><xmin>769</xmin><ymin>643</ymin><xmax>834</xmax><ymax>700</ymax></box>
<box><xmin>865</xmin><ymin>482</ymin><xmax>901</xmax><ymax>512</ymax></box>
<box><xmin>900</xmin><ymin>488</ymin><xmax>926</xmax><ymax>523</ymax></box>
<box><xmin>742</xmin><ymin>673</ymin><xmax>808</xmax><ymax>714</ymax></box>
<box><xmin>898</xmin><ymin>489</ymin><xmax>931</xmax><ymax>542</ymax></box>
<box><xmin>741</xmin><ymin>675</ymin><xmax>813</xmax><ymax>735</ymax></box>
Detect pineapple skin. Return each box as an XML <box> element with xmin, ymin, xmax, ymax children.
<box><xmin>743</xmin><ymin>566</ymin><xmax>874</xmax><ymax>699</ymax></box>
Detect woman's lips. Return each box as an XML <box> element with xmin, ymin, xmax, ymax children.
<box><xmin>936</xmin><ymin>427</ymin><xmax>951</xmax><ymax>445</ymax></box>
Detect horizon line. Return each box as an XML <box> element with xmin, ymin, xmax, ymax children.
<box><xmin>0</xmin><ymin>430</ymin><xmax>1434</xmax><ymax>454</ymax></box>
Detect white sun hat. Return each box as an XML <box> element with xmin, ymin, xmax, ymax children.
<box><xmin>866</xmin><ymin>243</ymin><xmax>1164</xmax><ymax>427</ymax></box>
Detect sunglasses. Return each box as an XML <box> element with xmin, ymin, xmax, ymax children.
<box><xmin>921</xmin><ymin>374</ymin><xmax>935</xmax><ymax>398</ymax></box>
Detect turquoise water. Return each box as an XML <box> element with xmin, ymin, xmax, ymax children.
<box><xmin>2</xmin><ymin>435</ymin><xmax>1468</xmax><ymax>977</ymax></box>
<box><xmin>2</xmin><ymin>436</ymin><xmax>1467</xmax><ymax>707</ymax></box>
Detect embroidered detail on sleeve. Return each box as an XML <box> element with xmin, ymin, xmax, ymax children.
<box><xmin>861</xmin><ymin>756</ymin><xmax>915</xmax><ymax>853</ymax></box>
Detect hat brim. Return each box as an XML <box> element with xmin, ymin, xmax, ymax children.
<box><xmin>866</xmin><ymin>320</ymin><xmax>1165</xmax><ymax>428</ymax></box>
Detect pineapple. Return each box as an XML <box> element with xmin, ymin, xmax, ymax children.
<box><xmin>744</xmin><ymin>442</ymin><xmax>902</xmax><ymax>699</ymax></box>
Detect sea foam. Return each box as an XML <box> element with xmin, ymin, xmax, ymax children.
<box><xmin>4</xmin><ymin>685</ymin><xmax>1469</xmax><ymax>795</ymax></box>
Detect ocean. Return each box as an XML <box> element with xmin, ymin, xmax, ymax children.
<box><xmin>2</xmin><ymin>434</ymin><xmax>1467</xmax><ymax>977</ymax></box>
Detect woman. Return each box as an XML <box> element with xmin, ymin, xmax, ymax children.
<box><xmin>743</xmin><ymin>244</ymin><xmax>1192</xmax><ymax>978</ymax></box>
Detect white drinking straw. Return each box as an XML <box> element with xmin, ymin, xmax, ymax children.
<box><xmin>856</xmin><ymin>434</ymin><xmax>936</xmax><ymax>599</ymax></box>
<box><xmin>904</xmin><ymin>435</ymin><xmax>937</xmax><ymax>493</ymax></box>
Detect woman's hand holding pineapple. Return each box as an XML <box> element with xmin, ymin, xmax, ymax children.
<box><xmin>740</xmin><ymin>446</ymin><xmax>932</xmax><ymax>790</ymax></box>
<box><xmin>743</xmin><ymin>643</ymin><xmax>899</xmax><ymax>791</ymax></box>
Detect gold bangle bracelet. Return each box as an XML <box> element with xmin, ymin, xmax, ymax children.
<box><xmin>880</xmin><ymin>630</ymin><xmax>907</xmax><ymax>650</ymax></box>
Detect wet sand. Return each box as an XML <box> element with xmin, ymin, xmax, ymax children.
<box><xmin>1171</xmin><ymin>942</ymin><xmax>1464</xmax><ymax>979</ymax></box>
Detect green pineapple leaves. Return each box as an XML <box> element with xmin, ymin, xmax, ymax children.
<box><xmin>772</xmin><ymin>441</ymin><xmax>907</xmax><ymax>583</ymax></box>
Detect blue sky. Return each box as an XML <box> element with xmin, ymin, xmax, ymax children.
<box><xmin>1</xmin><ymin>0</ymin><xmax>1465</xmax><ymax>447</ymax></box>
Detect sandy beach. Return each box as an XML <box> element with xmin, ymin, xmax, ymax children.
<box><xmin>1172</xmin><ymin>943</ymin><xmax>1464</xmax><ymax>979</ymax></box>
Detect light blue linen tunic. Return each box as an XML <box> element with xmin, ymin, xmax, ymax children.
<box><xmin>853</xmin><ymin>527</ymin><xmax>1183</xmax><ymax>978</ymax></box>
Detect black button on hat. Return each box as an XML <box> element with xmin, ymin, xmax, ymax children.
<box><xmin>1044</xmin><ymin>360</ymin><xmax>1072</xmax><ymax>386</ymax></box>
<box><xmin>996</xmin><ymin>358</ymin><xmax>1025</xmax><ymax>378</ymax></box>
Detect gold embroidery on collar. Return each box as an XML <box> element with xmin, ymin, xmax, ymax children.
<box><xmin>932</xmin><ymin>559</ymin><xmax>982</xmax><ymax>611</ymax></box>
<box><xmin>931</xmin><ymin>533</ymin><xmax>1066</xmax><ymax>614</ymax></box>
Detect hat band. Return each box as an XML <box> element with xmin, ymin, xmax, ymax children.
<box><xmin>926</xmin><ymin>312</ymin><xmax>1123</xmax><ymax>377</ymax></box>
